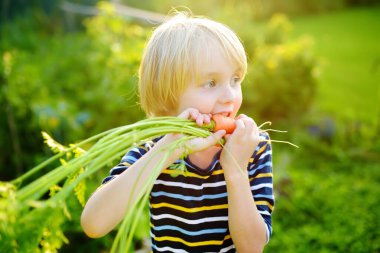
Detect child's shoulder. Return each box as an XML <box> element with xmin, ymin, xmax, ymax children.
<box><xmin>259</xmin><ymin>131</ymin><xmax>270</xmax><ymax>141</ymax></box>
<box><xmin>249</xmin><ymin>131</ymin><xmax>272</xmax><ymax>164</ymax></box>
<box><xmin>257</xmin><ymin>131</ymin><xmax>271</xmax><ymax>151</ymax></box>
<box><xmin>134</xmin><ymin>136</ymin><xmax>163</xmax><ymax>152</ymax></box>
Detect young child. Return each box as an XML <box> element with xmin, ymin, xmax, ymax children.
<box><xmin>81</xmin><ymin>11</ymin><xmax>274</xmax><ymax>253</ymax></box>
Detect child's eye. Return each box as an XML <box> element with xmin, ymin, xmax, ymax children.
<box><xmin>202</xmin><ymin>80</ymin><xmax>216</xmax><ymax>88</ymax></box>
<box><xmin>231</xmin><ymin>76</ymin><xmax>241</xmax><ymax>86</ymax></box>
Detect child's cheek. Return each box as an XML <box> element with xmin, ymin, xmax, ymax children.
<box><xmin>231</xmin><ymin>97</ymin><xmax>242</xmax><ymax>118</ymax></box>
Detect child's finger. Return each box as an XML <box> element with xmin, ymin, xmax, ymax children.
<box><xmin>196</xmin><ymin>114</ymin><xmax>204</xmax><ymax>126</ymax></box>
<box><xmin>177</xmin><ymin>108</ymin><xmax>198</xmax><ymax>119</ymax></box>
<box><xmin>244</xmin><ymin>119</ymin><xmax>261</xmax><ymax>145</ymax></box>
<box><xmin>204</xmin><ymin>130</ymin><xmax>226</xmax><ymax>148</ymax></box>
<box><xmin>235</xmin><ymin>114</ymin><xmax>249</xmax><ymax>120</ymax></box>
<box><xmin>195</xmin><ymin>112</ymin><xmax>211</xmax><ymax>126</ymax></box>
<box><xmin>233</xmin><ymin>118</ymin><xmax>246</xmax><ymax>136</ymax></box>
<box><xmin>242</xmin><ymin>117</ymin><xmax>255</xmax><ymax>135</ymax></box>
<box><xmin>203</xmin><ymin>114</ymin><xmax>211</xmax><ymax>124</ymax></box>
<box><xmin>177</xmin><ymin>108</ymin><xmax>211</xmax><ymax>126</ymax></box>
<box><xmin>212</xmin><ymin>129</ymin><xmax>226</xmax><ymax>141</ymax></box>
<box><xmin>185</xmin><ymin>130</ymin><xmax>226</xmax><ymax>153</ymax></box>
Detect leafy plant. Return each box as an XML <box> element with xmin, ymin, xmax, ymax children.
<box><xmin>0</xmin><ymin>2</ymin><xmax>148</xmax><ymax>179</ymax></box>
<box><xmin>242</xmin><ymin>14</ymin><xmax>318</xmax><ymax>123</ymax></box>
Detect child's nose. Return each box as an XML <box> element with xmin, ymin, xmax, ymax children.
<box><xmin>220</xmin><ymin>84</ymin><xmax>236</xmax><ymax>103</ymax></box>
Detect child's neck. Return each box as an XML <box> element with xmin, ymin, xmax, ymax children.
<box><xmin>188</xmin><ymin>146</ymin><xmax>221</xmax><ymax>170</ymax></box>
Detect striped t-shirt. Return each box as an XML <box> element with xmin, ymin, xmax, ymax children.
<box><xmin>102</xmin><ymin>132</ymin><xmax>274</xmax><ymax>253</ymax></box>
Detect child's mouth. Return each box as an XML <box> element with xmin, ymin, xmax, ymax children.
<box><xmin>216</xmin><ymin>112</ymin><xmax>231</xmax><ymax>117</ymax></box>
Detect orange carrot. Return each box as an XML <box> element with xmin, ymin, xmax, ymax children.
<box><xmin>211</xmin><ymin>114</ymin><xmax>236</xmax><ymax>134</ymax></box>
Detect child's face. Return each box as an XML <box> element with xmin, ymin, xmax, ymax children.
<box><xmin>177</xmin><ymin>46</ymin><xmax>243</xmax><ymax>118</ymax></box>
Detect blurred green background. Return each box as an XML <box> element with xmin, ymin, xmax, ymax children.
<box><xmin>1</xmin><ymin>0</ymin><xmax>379</xmax><ymax>252</ymax></box>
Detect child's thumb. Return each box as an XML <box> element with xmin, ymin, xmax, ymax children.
<box><xmin>211</xmin><ymin>130</ymin><xmax>226</xmax><ymax>143</ymax></box>
<box><xmin>214</xmin><ymin>129</ymin><xmax>226</xmax><ymax>136</ymax></box>
<box><xmin>185</xmin><ymin>130</ymin><xmax>226</xmax><ymax>153</ymax></box>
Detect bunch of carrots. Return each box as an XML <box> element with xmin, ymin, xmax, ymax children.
<box><xmin>0</xmin><ymin>115</ymin><xmax>297</xmax><ymax>252</ymax></box>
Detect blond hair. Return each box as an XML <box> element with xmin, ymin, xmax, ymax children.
<box><xmin>138</xmin><ymin>12</ymin><xmax>247</xmax><ymax>117</ymax></box>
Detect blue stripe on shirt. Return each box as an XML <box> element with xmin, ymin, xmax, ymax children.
<box><xmin>151</xmin><ymin>191</ymin><xmax>228</xmax><ymax>201</ymax></box>
<box><xmin>154</xmin><ymin>225</ymin><xmax>227</xmax><ymax>236</ymax></box>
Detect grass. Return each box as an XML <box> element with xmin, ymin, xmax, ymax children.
<box><xmin>289</xmin><ymin>5</ymin><xmax>380</xmax><ymax>127</ymax></box>
<box><xmin>264</xmin><ymin>6</ymin><xmax>380</xmax><ymax>252</ymax></box>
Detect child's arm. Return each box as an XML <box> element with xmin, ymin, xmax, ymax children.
<box><xmin>220</xmin><ymin>114</ymin><xmax>270</xmax><ymax>253</ymax></box>
<box><xmin>81</xmin><ymin>108</ymin><xmax>225</xmax><ymax>238</ymax></box>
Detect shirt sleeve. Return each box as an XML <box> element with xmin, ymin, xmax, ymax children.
<box><xmin>247</xmin><ymin>132</ymin><xmax>275</xmax><ymax>243</ymax></box>
<box><xmin>101</xmin><ymin>140</ymin><xmax>154</xmax><ymax>185</ymax></box>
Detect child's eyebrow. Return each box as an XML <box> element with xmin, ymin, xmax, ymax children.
<box><xmin>200</xmin><ymin>68</ymin><xmax>243</xmax><ymax>77</ymax></box>
<box><xmin>234</xmin><ymin>67</ymin><xmax>243</xmax><ymax>75</ymax></box>
<box><xmin>202</xmin><ymin>72</ymin><xmax>221</xmax><ymax>77</ymax></box>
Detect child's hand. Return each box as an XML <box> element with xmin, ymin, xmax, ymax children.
<box><xmin>220</xmin><ymin>114</ymin><xmax>260</xmax><ymax>176</ymax></box>
<box><xmin>177</xmin><ymin>108</ymin><xmax>212</xmax><ymax>127</ymax></box>
<box><xmin>174</xmin><ymin>108</ymin><xmax>226</xmax><ymax>153</ymax></box>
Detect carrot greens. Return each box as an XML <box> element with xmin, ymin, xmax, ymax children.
<box><xmin>0</xmin><ymin>116</ymin><xmax>297</xmax><ymax>252</ymax></box>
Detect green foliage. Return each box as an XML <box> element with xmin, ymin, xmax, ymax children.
<box><xmin>0</xmin><ymin>182</ymin><xmax>19</xmax><ymax>252</ymax></box>
<box><xmin>0</xmin><ymin>2</ymin><xmax>148</xmax><ymax>179</ymax></box>
<box><xmin>125</xmin><ymin>0</ymin><xmax>379</xmax><ymax>20</ymax></box>
<box><xmin>264</xmin><ymin>14</ymin><xmax>293</xmax><ymax>45</ymax></box>
<box><xmin>266</xmin><ymin>132</ymin><xmax>380</xmax><ymax>253</ymax></box>
<box><xmin>0</xmin><ymin>181</ymin><xmax>69</xmax><ymax>253</ymax></box>
<box><xmin>2</xmin><ymin>13</ymin><xmax>146</xmax><ymax>141</ymax></box>
<box><xmin>0</xmin><ymin>3</ymin><xmax>152</xmax><ymax>251</ymax></box>
<box><xmin>0</xmin><ymin>131</ymin><xmax>85</xmax><ymax>252</ymax></box>
<box><xmin>42</xmin><ymin>131</ymin><xmax>87</xmax><ymax>207</ymax></box>
<box><xmin>242</xmin><ymin>14</ymin><xmax>318</xmax><ymax>122</ymax></box>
